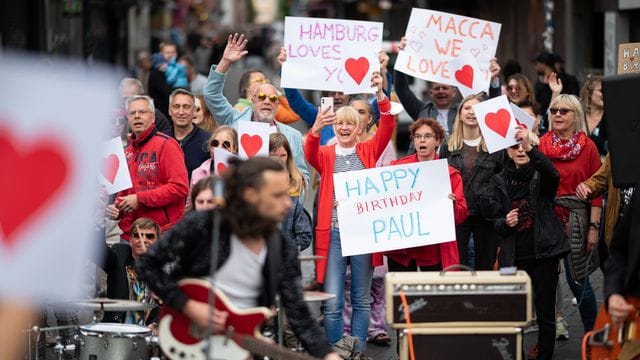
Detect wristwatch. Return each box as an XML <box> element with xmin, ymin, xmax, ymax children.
<box><xmin>589</xmin><ymin>221</ymin><xmax>601</xmax><ymax>230</ymax></box>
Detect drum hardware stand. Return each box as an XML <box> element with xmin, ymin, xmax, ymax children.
<box><xmin>26</xmin><ymin>324</ymin><xmax>80</xmax><ymax>360</ymax></box>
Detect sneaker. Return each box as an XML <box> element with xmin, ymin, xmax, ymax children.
<box><xmin>572</xmin><ymin>297</ymin><xmax>578</xmax><ymax>306</ymax></box>
<box><xmin>524</xmin><ymin>318</ymin><xmax>539</xmax><ymax>334</ymax></box>
<box><xmin>556</xmin><ymin>317</ymin><xmax>570</xmax><ymax>340</ymax></box>
<box><xmin>527</xmin><ymin>344</ymin><xmax>540</xmax><ymax>359</ymax></box>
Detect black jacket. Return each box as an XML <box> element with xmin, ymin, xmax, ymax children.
<box><xmin>440</xmin><ymin>145</ymin><xmax>505</xmax><ymax>216</ymax></box>
<box><xmin>480</xmin><ymin>148</ymin><xmax>570</xmax><ymax>266</ymax></box>
<box><xmin>604</xmin><ymin>182</ymin><xmax>640</xmax><ymax>301</ymax></box>
<box><xmin>97</xmin><ymin>244</ymin><xmax>159</xmax><ymax>324</ymax></box>
<box><xmin>136</xmin><ymin>210</ymin><xmax>333</xmax><ymax>358</ymax></box>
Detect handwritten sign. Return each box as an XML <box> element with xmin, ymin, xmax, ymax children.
<box><xmin>396</xmin><ymin>8</ymin><xmax>501</xmax><ymax>93</ymax></box>
<box><xmin>618</xmin><ymin>42</ymin><xmax>640</xmax><ymax>74</ymax></box>
<box><xmin>334</xmin><ymin>160</ymin><xmax>455</xmax><ymax>256</ymax></box>
<box><xmin>281</xmin><ymin>16</ymin><xmax>383</xmax><ymax>94</ymax></box>
<box><xmin>238</xmin><ymin>121</ymin><xmax>272</xmax><ymax>159</ymax></box>
<box><xmin>100</xmin><ymin>136</ymin><xmax>132</xmax><ymax>194</ymax></box>
<box><xmin>0</xmin><ymin>54</ymin><xmax>118</xmax><ymax>301</ymax></box>
<box><xmin>473</xmin><ymin>95</ymin><xmax>518</xmax><ymax>153</ymax></box>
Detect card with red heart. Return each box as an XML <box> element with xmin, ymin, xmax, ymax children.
<box><xmin>100</xmin><ymin>136</ymin><xmax>132</xmax><ymax>194</ymax></box>
<box><xmin>446</xmin><ymin>51</ymin><xmax>488</xmax><ymax>98</ymax></box>
<box><xmin>472</xmin><ymin>95</ymin><xmax>519</xmax><ymax>153</ymax></box>
<box><xmin>0</xmin><ymin>54</ymin><xmax>119</xmax><ymax>301</ymax></box>
<box><xmin>238</xmin><ymin>121</ymin><xmax>273</xmax><ymax>159</ymax></box>
<box><xmin>213</xmin><ymin>147</ymin><xmax>238</xmax><ymax>175</ymax></box>
<box><xmin>281</xmin><ymin>16</ymin><xmax>383</xmax><ymax>95</ymax></box>
<box><xmin>509</xmin><ymin>103</ymin><xmax>536</xmax><ymax>131</ymax></box>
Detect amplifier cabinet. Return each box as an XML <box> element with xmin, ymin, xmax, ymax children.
<box><xmin>386</xmin><ymin>270</ymin><xmax>532</xmax><ymax>328</ymax></box>
<box><xmin>399</xmin><ymin>327</ymin><xmax>522</xmax><ymax>360</ymax></box>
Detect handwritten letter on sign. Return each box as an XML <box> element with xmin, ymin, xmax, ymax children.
<box><xmin>334</xmin><ymin>160</ymin><xmax>455</xmax><ymax>257</ymax></box>
<box><xmin>396</xmin><ymin>9</ymin><xmax>501</xmax><ymax>92</ymax></box>
<box><xmin>281</xmin><ymin>16</ymin><xmax>383</xmax><ymax>94</ymax></box>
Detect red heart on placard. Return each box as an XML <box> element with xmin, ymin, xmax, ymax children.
<box><xmin>216</xmin><ymin>162</ymin><xmax>228</xmax><ymax>175</ymax></box>
<box><xmin>344</xmin><ymin>57</ymin><xmax>370</xmax><ymax>85</ymax></box>
<box><xmin>102</xmin><ymin>154</ymin><xmax>119</xmax><ymax>184</ymax></box>
<box><xmin>455</xmin><ymin>65</ymin><xmax>474</xmax><ymax>89</ymax></box>
<box><xmin>0</xmin><ymin>129</ymin><xmax>70</xmax><ymax>247</ymax></box>
<box><xmin>485</xmin><ymin>109</ymin><xmax>511</xmax><ymax>138</ymax></box>
<box><xmin>240</xmin><ymin>134</ymin><xmax>263</xmax><ymax>158</ymax></box>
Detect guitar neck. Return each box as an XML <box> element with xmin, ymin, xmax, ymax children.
<box><xmin>239</xmin><ymin>335</ymin><xmax>320</xmax><ymax>360</ymax></box>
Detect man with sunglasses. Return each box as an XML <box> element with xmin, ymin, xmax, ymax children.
<box><xmin>164</xmin><ymin>88</ymin><xmax>211</xmax><ymax>181</ymax></box>
<box><xmin>204</xmin><ymin>33</ymin><xmax>310</xmax><ymax>184</ymax></box>
<box><xmin>234</xmin><ymin>69</ymin><xmax>301</xmax><ymax>124</ymax></box>
<box><xmin>96</xmin><ymin>217</ymin><xmax>161</xmax><ymax>330</ymax></box>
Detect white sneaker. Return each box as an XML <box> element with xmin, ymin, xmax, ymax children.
<box><xmin>556</xmin><ymin>317</ymin><xmax>569</xmax><ymax>340</ymax></box>
<box><xmin>572</xmin><ymin>297</ymin><xmax>578</xmax><ymax>306</ymax></box>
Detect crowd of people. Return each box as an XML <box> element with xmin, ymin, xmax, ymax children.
<box><xmin>32</xmin><ymin>28</ymin><xmax>639</xmax><ymax>360</ymax></box>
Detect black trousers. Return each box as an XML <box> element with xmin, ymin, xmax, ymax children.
<box><xmin>455</xmin><ymin>215</ymin><xmax>498</xmax><ymax>270</ymax></box>
<box><xmin>517</xmin><ymin>256</ymin><xmax>560</xmax><ymax>360</ymax></box>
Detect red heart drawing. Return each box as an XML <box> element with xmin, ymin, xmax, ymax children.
<box><xmin>216</xmin><ymin>162</ymin><xmax>228</xmax><ymax>175</ymax></box>
<box><xmin>344</xmin><ymin>57</ymin><xmax>370</xmax><ymax>85</ymax></box>
<box><xmin>102</xmin><ymin>154</ymin><xmax>119</xmax><ymax>184</ymax></box>
<box><xmin>485</xmin><ymin>109</ymin><xmax>512</xmax><ymax>138</ymax></box>
<box><xmin>455</xmin><ymin>65</ymin><xmax>474</xmax><ymax>89</ymax></box>
<box><xmin>0</xmin><ymin>129</ymin><xmax>70</xmax><ymax>247</ymax></box>
<box><xmin>240</xmin><ymin>134</ymin><xmax>263</xmax><ymax>158</ymax></box>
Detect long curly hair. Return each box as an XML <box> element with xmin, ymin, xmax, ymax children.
<box><xmin>222</xmin><ymin>157</ymin><xmax>287</xmax><ymax>238</ymax></box>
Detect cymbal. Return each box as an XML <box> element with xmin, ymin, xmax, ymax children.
<box><xmin>64</xmin><ymin>298</ymin><xmax>152</xmax><ymax>311</ymax></box>
<box><xmin>303</xmin><ymin>291</ymin><xmax>336</xmax><ymax>303</ymax></box>
<box><xmin>297</xmin><ymin>255</ymin><xmax>325</xmax><ymax>261</ymax></box>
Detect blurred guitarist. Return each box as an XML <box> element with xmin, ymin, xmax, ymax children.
<box><xmin>603</xmin><ymin>181</ymin><xmax>638</xmax><ymax>357</ymax></box>
<box><xmin>136</xmin><ymin>157</ymin><xmax>340</xmax><ymax>359</ymax></box>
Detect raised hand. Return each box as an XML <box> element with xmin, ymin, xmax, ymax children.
<box><xmin>398</xmin><ymin>36</ymin><xmax>407</xmax><ymax>51</ymax></box>
<box><xmin>217</xmin><ymin>33</ymin><xmax>248</xmax><ymax>73</ymax></box>
<box><xmin>549</xmin><ymin>72</ymin><xmax>563</xmax><ymax>95</ymax></box>
<box><xmin>310</xmin><ymin>106</ymin><xmax>336</xmax><ymax>137</ymax></box>
<box><xmin>489</xmin><ymin>57</ymin><xmax>501</xmax><ymax>81</ymax></box>
<box><xmin>371</xmin><ymin>71</ymin><xmax>384</xmax><ymax>99</ymax></box>
<box><xmin>514</xmin><ymin>125</ymin><xmax>532</xmax><ymax>152</ymax></box>
<box><xmin>277</xmin><ymin>47</ymin><xmax>287</xmax><ymax>65</ymax></box>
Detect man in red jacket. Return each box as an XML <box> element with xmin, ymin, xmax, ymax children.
<box><xmin>106</xmin><ymin>95</ymin><xmax>189</xmax><ymax>241</ymax></box>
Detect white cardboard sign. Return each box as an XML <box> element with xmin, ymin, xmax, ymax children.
<box><xmin>509</xmin><ymin>103</ymin><xmax>536</xmax><ymax>131</ymax></box>
<box><xmin>396</xmin><ymin>8</ymin><xmax>501</xmax><ymax>93</ymax></box>
<box><xmin>334</xmin><ymin>160</ymin><xmax>455</xmax><ymax>257</ymax></box>
<box><xmin>237</xmin><ymin>121</ymin><xmax>272</xmax><ymax>159</ymax></box>
<box><xmin>0</xmin><ymin>54</ymin><xmax>118</xmax><ymax>301</ymax></box>
<box><xmin>213</xmin><ymin>147</ymin><xmax>238</xmax><ymax>175</ymax></box>
<box><xmin>472</xmin><ymin>95</ymin><xmax>518</xmax><ymax>153</ymax></box>
<box><xmin>100</xmin><ymin>136</ymin><xmax>132</xmax><ymax>195</ymax></box>
<box><xmin>281</xmin><ymin>16</ymin><xmax>383</xmax><ymax>94</ymax></box>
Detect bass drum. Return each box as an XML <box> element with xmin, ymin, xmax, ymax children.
<box><xmin>77</xmin><ymin>323</ymin><xmax>152</xmax><ymax>360</ymax></box>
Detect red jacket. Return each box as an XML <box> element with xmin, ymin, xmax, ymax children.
<box><xmin>385</xmin><ymin>153</ymin><xmax>469</xmax><ymax>268</ymax></box>
<box><xmin>117</xmin><ymin>125</ymin><xmax>189</xmax><ymax>239</ymax></box>
<box><xmin>304</xmin><ymin>97</ymin><xmax>395</xmax><ymax>284</ymax></box>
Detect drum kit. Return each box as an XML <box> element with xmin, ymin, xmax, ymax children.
<box><xmin>28</xmin><ymin>254</ymin><xmax>335</xmax><ymax>360</ymax></box>
<box><xmin>28</xmin><ymin>298</ymin><xmax>158</xmax><ymax>360</ymax></box>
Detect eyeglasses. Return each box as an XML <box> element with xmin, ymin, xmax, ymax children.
<box><xmin>132</xmin><ymin>232</ymin><xmax>156</xmax><ymax>240</ymax></box>
<box><xmin>549</xmin><ymin>108</ymin><xmax>574</xmax><ymax>115</ymax></box>
<box><xmin>256</xmin><ymin>93</ymin><xmax>279</xmax><ymax>103</ymax></box>
<box><xmin>211</xmin><ymin>139</ymin><xmax>232</xmax><ymax>150</ymax></box>
<box><xmin>412</xmin><ymin>133</ymin><xmax>436</xmax><ymax>140</ymax></box>
<box><xmin>127</xmin><ymin>109</ymin><xmax>152</xmax><ymax>116</ymax></box>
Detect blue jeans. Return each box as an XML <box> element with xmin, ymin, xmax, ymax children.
<box><xmin>323</xmin><ymin>228</ymin><xmax>372</xmax><ymax>352</ymax></box>
<box><xmin>563</xmin><ymin>256</ymin><xmax>597</xmax><ymax>332</ymax></box>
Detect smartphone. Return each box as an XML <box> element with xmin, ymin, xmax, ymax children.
<box><xmin>320</xmin><ymin>97</ymin><xmax>334</xmax><ymax>113</ymax></box>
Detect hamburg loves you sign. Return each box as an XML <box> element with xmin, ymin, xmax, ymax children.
<box><xmin>396</xmin><ymin>8</ymin><xmax>501</xmax><ymax>94</ymax></box>
<box><xmin>333</xmin><ymin>160</ymin><xmax>455</xmax><ymax>257</ymax></box>
<box><xmin>281</xmin><ymin>16</ymin><xmax>383</xmax><ymax>94</ymax></box>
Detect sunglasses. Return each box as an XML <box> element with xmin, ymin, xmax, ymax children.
<box><xmin>507</xmin><ymin>85</ymin><xmax>519</xmax><ymax>91</ymax></box>
<box><xmin>509</xmin><ymin>143</ymin><xmax>523</xmax><ymax>150</ymax></box>
<box><xmin>132</xmin><ymin>232</ymin><xmax>156</xmax><ymax>240</ymax></box>
<box><xmin>211</xmin><ymin>139</ymin><xmax>232</xmax><ymax>150</ymax></box>
<box><xmin>549</xmin><ymin>108</ymin><xmax>574</xmax><ymax>115</ymax></box>
<box><xmin>256</xmin><ymin>93</ymin><xmax>279</xmax><ymax>103</ymax></box>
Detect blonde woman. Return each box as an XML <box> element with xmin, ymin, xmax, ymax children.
<box><xmin>439</xmin><ymin>93</ymin><xmax>505</xmax><ymax>270</ymax></box>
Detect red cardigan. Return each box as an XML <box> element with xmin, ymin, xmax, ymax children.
<box><xmin>304</xmin><ymin>97</ymin><xmax>395</xmax><ymax>284</ymax></box>
<box><xmin>385</xmin><ymin>153</ymin><xmax>469</xmax><ymax>268</ymax></box>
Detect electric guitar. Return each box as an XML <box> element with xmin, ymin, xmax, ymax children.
<box><xmin>158</xmin><ymin>278</ymin><xmax>320</xmax><ymax>360</ymax></box>
<box><xmin>588</xmin><ymin>296</ymin><xmax>640</xmax><ymax>360</ymax></box>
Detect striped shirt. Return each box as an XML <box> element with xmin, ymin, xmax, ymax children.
<box><xmin>331</xmin><ymin>147</ymin><xmax>365</xmax><ymax>224</ymax></box>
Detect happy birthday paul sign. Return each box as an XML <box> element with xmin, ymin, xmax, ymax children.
<box><xmin>281</xmin><ymin>16</ymin><xmax>383</xmax><ymax>94</ymax></box>
<box><xmin>396</xmin><ymin>9</ymin><xmax>501</xmax><ymax>93</ymax></box>
<box><xmin>334</xmin><ymin>160</ymin><xmax>455</xmax><ymax>257</ymax></box>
